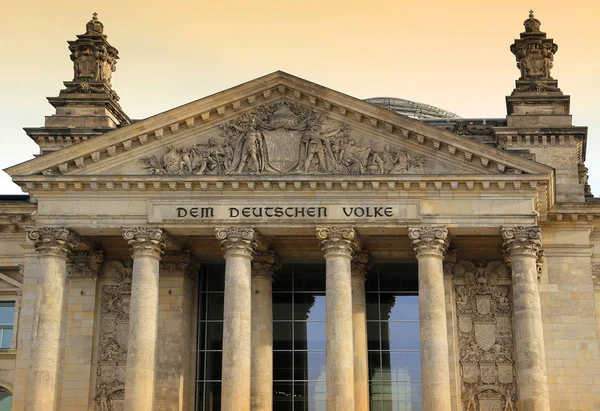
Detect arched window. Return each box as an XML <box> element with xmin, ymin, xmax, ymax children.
<box><xmin>0</xmin><ymin>389</ymin><xmax>12</xmax><ymax>411</ymax></box>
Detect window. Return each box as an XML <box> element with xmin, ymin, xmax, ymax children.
<box><xmin>0</xmin><ymin>390</ymin><xmax>12</xmax><ymax>411</ymax></box>
<box><xmin>0</xmin><ymin>302</ymin><xmax>15</xmax><ymax>349</ymax></box>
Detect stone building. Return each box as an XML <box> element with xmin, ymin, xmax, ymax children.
<box><xmin>0</xmin><ymin>10</ymin><xmax>599</xmax><ymax>411</ymax></box>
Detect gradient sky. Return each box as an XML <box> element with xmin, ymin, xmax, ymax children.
<box><xmin>1</xmin><ymin>0</ymin><xmax>598</xmax><ymax>194</ymax></box>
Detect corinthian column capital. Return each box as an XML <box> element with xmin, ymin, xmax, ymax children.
<box><xmin>215</xmin><ymin>226</ymin><xmax>258</xmax><ymax>259</ymax></box>
<box><xmin>252</xmin><ymin>251</ymin><xmax>279</xmax><ymax>282</ymax></box>
<box><xmin>122</xmin><ymin>227</ymin><xmax>167</xmax><ymax>259</ymax></box>
<box><xmin>67</xmin><ymin>250</ymin><xmax>104</xmax><ymax>278</ymax></box>
<box><xmin>408</xmin><ymin>226</ymin><xmax>449</xmax><ymax>259</ymax></box>
<box><xmin>27</xmin><ymin>226</ymin><xmax>81</xmax><ymax>258</ymax></box>
<box><xmin>316</xmin><ymin>226</ymin><xmax>358</xmax><ymax>259</ymax></box>
<box><xmin>502</xmin><ymin>225</ymin><xmax>542</xmax><ymax>259</ymax></box>
<box><xmin>351</xmin><ymin>251</ymin><xmax>371</xmax><ymax>282</ymax></box>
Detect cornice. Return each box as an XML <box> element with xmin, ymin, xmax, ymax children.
<box><xmin>5</xmin><ymin>72</ymin><xmax>553</xmax><ymax>178</ymax></box>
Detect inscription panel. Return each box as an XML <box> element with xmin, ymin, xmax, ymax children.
<box><xmin>148</xmin><ymin>200</ymin><xmax>420</xmax><ymax>224</ymax></box>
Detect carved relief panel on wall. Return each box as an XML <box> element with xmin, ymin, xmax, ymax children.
<box><xmin>452</xmin><ymin>260</ymin><xmax>517</xmax><ymax>411</ymax></box>
<box><xmin>95</xmin><ymin>260</ymin><xmax>132</xmax><ymax>411</ymax></box>
<box><xmin>138</xmin><ymin>101</ymin><xmax>427</xmax><ymax>176</ymax></box>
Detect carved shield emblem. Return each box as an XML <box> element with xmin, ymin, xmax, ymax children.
<box><xmin>480</xmin><ymin>364</ymin><xmax>498</xmax><ymax>384</ymax></box>
<box><xmin>462</xmin><ymin>364</ymin><xmax>479</xmax><ymax>384</ymax></box>
<box><xmin>478</xmin><ymin>397</ymin><xmax>504</xmax><ymax>411</ymax></box>
<box><xmin>458</xmin><ymin>316</ymin><xmax>473</xmax><ymax>334</ymax></box>
<box><xmin>496</xmin><ymin>316</ymin><xmax>512</xmax><ymax>336</ymax></box>
<box><xmin>474</xmin><ymin>322</ymin><xmax>496</xmax><ymax>351</ymax></box>
<box><xmin>498</xmin><ymin>364</ymin><xmax>514</xmax><ymax>384</ymax></box>
<box><xmin>261</xmin><ymin>129</ymin><xmax>303</xmax><ymax>172</ymax></box>
<box><xmin>476</xmin><ymin>294</ymin><xmax>492</xmax><ymax>315</ymax></box>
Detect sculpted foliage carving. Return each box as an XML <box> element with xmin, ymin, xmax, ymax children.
<box><xmin>95</xmin><ymin>260</ymin><xmax>132</xmax><ymax>411</ymax></box>
<box><xmin>453</xmin><ymin>260</ymin><xmax>517</xmax><ymax>411</ymax></box>
<box><xmin>138</xmin><ymin>101</ymin><xmax>428</xmax><ymax>176</ymax></box>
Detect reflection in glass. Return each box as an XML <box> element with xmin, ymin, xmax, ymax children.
<box><xmin>206</xmin><ymin>322</ymin><xmax>223</xmax><ymax>351</ymax></box>
<box><xmin>273</xmin><ymin>293</ymin><xmax>293</xmax><ymax>320</ymax></box>
<box><xmin>206</xmin><ymin>293</ymin><xmax>224</xmax><ymax>321</ymax></box>
<box><xmin>274</xmin><ymin>322</ymin><xmax>293</xmax><ymax>350</ymax></box>
<box><xmin>274</xmin><ymin>351</ymin><xmax>293</xmax><ymax>381</ymax></box>
<box><xmin>294</xmin><ymin>382</ymin><xmax>326</xmax><ymax>411</ymax></box>
<box><xmin>294</xmin><ymin>322</ymin><xmax>325</xmax><ymax>351</ymax></box>
<box><xmin>293</xmin><ymin>352</ymin><xmax>326</xmax><ymax>381</ymax></box>
<box><xmin>294</xmin><ymin>294</ymin><xmax>324</xmax><ymax>321</ymax></box>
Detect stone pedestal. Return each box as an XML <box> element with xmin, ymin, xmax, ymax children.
<box><xmin>502</xmin><ymin>226</ymin><xmax>550</xmax><ymax>411</ymax></box>
<box><xmin>251</xmin><ymin>251</ymin><xmax>278</xmax><ymax>411</ymax></box>
<box><xmin>215</xmin><ymin>227</ymin><xmax>258</xmax><ymax>411</ymax></box>
<box><xmin>408</xmin><ymin>226</ymin><xmax>452</xmax><ymax>411</ymax></box>
<box><xmin>352</xmin><ymin>251</ymin><xmax>371</xmax><ymax>411</ymax></box>
<box><xmin>25</xmin><ymin>227</ymin><xmax>80</xmax><ymax>411</ymax></box>
<box><xmin>317</xmin><ymin>226</ymin><xmax>357</xmax><ymax>411</ymax></box>
<box><xmin>122</xmin><ymin>227</ymin><xmax>167</xmax><ymax>411</ymax></box>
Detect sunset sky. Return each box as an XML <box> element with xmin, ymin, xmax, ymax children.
<box><xmin>0</xmin><ymin>0</ymin><xmax>598</xmax><ymax>193</ymax></box>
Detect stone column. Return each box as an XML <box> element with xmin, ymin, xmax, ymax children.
<box><xmin>352</xmin><ymin>251</ymin><xmax>371</xmax><ymax>411</ymax></box>
<box><xmin>316</xmin><ymin>226</ymin><xmax>357</xmax><ymax>411</ymax></box>
<box><xmin>408</xmin><ymin>226</ymin><xmax>451</xmax><ymax>411</ymax></box>
<box><xmin>251</xmin><ymin>251</ymin><xmax>278</xmax><ymax>411</ymax></box>
<box><xmin>25</xmin><ymin>227</ymin><xmax>80</xmax><ymax>411</ymax></box>
<box><xmin>502</xmin><ymin>226</ymin><xmax>550</xmax><ymax>411</ymax></box>
<box><xmin>122</xmin><ymin>227</ymin><xmax>167</xmax><ymax>411</ymax></box>
<box><xmin>215</xmin><ymin>227</ymin><xmax>258</xmax><ymax>411</ymax></box>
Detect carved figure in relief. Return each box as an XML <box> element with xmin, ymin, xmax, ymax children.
<box><xmin>301</xmin><ymin>124</ymin><xmax>339</xmax><ymax>173</ymax></box>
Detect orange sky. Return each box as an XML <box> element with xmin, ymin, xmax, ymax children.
<box><xmin>1</xmin><ymin>0</ymin><xmax>598</xmax><ymax>193</ymax></box>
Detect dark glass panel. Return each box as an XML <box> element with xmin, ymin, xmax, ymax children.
<box><xmin>293</xmin><ymin>352</ymin><xmax>326</xmax><ymax>381</ymax></box>
<box><xmin>293</xmin><ymin>264</ymin><xmax>326</xmax><ymax>291</ymax></box>
<box><xmin>195</xmin><ymin>382</ymin><xmax>204</xmax><ymax>411</ymax></box>
<box><xmin>387</xmin><ymin>322</ymin><xmax>420</xmax><ymax>351</ymax></box>
<box><xmin>365</xmin><ymin>268</ymin><xmax>379</xmax><ymax>291</ymax></box>
<box><xmin>386</xmin><ymin>351</ymin><xmax>422</xmax><ymax>381</ymax></box>
<box><xmin>272</xmin><ymin>293</ymin><xmax>293</xmax><ymax>321</ymax></box>
<box><xmin>366</xmin><ymin>292</ymin><xmax>379</xmax><ymax>321</ymax></box>
<box><xmin>206</xmin><ymin>266</ymin><xmax>225</xmax><ymax>292</ymax></box>
<box><xmin>273</xmin><ymin>322</ymin><xmax>293</xmax><ymax>350</ymax></box>
<box><xmin>203</xmin><ymin>381</ymin><xmax>221</xmax><ymax>411</ymax></box>
<box><xmin>273</xmin><ymin>382</ymin><xmax>293</xmax><ymax>411</ymax></box>
<box><xmin>196</xmin><ymin>352</ymin><xmax>205</xmax><ymax>381</ymax></box>
<box><xmin>205</xmin><ymin>351</ymin><xmax>222</xmax><ymax>381</ymax></box>
<box><xmin>294</xmin><ymin>322</ymin><xmax>325</xmax><ymax>351</ymax></box>
<box><xmin>206</xmin><ymin>293</ymin><xmax>224</xmax><ymax>321</ymax></box>
<box><xmin>368</xmin><ymin>351</ymin><xmax>382</xmax><ymax>381</ymax></box>
<box><xmin>273</xmin><ymin>351</ymin><xmax>293</xmax><ymax>381</ymax></box>
<box><xmin>294</xmin><ymin>294</ymin><xmax>325</xmax><ymax>321</ymax></box>
<box><xmin>378</xmin><ymin>264</ymin><xmax>418</xmax><ymax>292</ymax></box>
<box><xmin>367</xmin><ymin>321</ymin><xmax>380</xmax><ymax>351</ymax></box>
<box><xmin>197</xmin><ymin>321</ymin><xmax>206</xmax><ymax>351</ymax></box>
<box><xmin>206</xmin><ymin>322</ymin><xmax>223</xmax><ymax>351</ymax></box>
<box><xmin>273</xmin><ymin>265</ymin><xmax>293</xmax><ymax>291</ymax></box>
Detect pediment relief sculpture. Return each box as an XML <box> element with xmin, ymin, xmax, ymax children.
<box><xmin>138</xmin><ymin>101</ymin><xmax>427</xmax><ymax>176</ymax></box>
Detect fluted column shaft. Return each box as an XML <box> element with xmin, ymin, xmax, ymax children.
<box><xmin>352</xmin><ymin>251</ymin><xmax>371</xmax><ymax>411</ymax></box>
<box><xmin>251</xmin><ymin>251</ymin><xmax>278</xmax><ymax>411</ymax></box>
<box><xmin>502</xmin><ymin>226</ymin><xmax>550</xmax><ymax>411</ymax></box>
<box><xmin>122</xmin><ymin>227</ymin><xmax>167</xmax><ymax>411</ymax></box>
<box><xmin>317</xmin><ymin>226</ymin><xmax>356</xmax><ymax>411</ymax></box>
<box><xmin>25</xmin><ymin>227</ymin><xmax>80</xmax><ymax>411</ymax></box>
<box><xmin>408</xmin><ymin>226</ymin><xmax>451</xmax><ymax>411</ymax></box>
<box><xmin>216</xmin><ymin>227</ymin><xmax>257</xmax><ymax>411</ymax></box>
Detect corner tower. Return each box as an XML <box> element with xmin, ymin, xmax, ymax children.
<box><xmin>24</xmin><ymin>13</ymin><xmax>131</xmax><ymax>155</ymax></box>
<box><xmin>495</xmin><ymin>11</ymin><xmax>590</xmax><ymax>202</ymax></box>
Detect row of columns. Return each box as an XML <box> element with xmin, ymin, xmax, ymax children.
<box><xmin>23</xmin><ymin>224</ymin><xmax>551</xmax><ymax>411</ymax></box>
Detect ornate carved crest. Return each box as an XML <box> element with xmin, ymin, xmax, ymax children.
<box><xmin>453</xmin><ymin>259</ymin><xmax>517</xmax><ymax>411</ymax></box>
<box><xmin>95</xmin><ymin>260</ymin><xmax>132</xmax><ymax>411</ymax></box>
<box><xmin>138</xmin><ymin>101</ymin><xmax>428</xmax><ymax>176</ymax></box>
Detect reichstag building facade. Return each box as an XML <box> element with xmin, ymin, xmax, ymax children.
<box><xmin>0</xmin><ymin>11</ymin><xmax>598</xmax><ymax>411</ymax></box>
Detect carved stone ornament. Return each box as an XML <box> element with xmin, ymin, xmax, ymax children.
<box><xmin>138</xmin><ymin>101</ymin><xmax>428</xmax><ymax>176</ymax></box>
<box><xmin>592</xmin><ymin>264</ymin><xmax>600</xmax><ymax>289</ymax></box>
<box><xmin>160</xmin><ymin>250</ymin><xmax>199</xmax><ymax>277</ymax></box>
<box><xmin>27</xmin><ymin>226</ymin><xmax>81</xmax><ymax>258</ymax></box>
<box><xmin>510</xmin><ymin>11</ymin><xmax>561</xmax><ymax>94</ymax></box>
<box><xmin>453</xmin><ymin>260</ymin><xmax>517</xmax><ymax>411</ymax></box>
<box><xmin>578</xmin><ymin>162</ymin><xmax>592</xmax><ymax>196</ymax></box>
<box><xmin>316</xmin><ymin>226</ymin><xmax>358</xmax><ymax>259</ymax></box>
<box><xmin>501</xmin><ymin>226</ymin><xmax>542</xmax><ymax>259</ymax></box>
<box><xmin>351</xmin><ymin>251</ymin><xmax>372</xmax><ymax>281</ymax></box>
<box><xmin>67</xmin><ymin>250</ymin><xmax>104</xmax><ymax>278</ymax></box>
<box><xmin>95</xmin><ymin>260</ymin><xmax>132</xmax><ymax>411</ymax></box>
<box><xmin>252</xmin><ymin>251</ymin><xmax>280</xmax><ymax>281</ymax></box>
<box><xmin>122</xmin><ymin>227</ymin><xmax>167</xmax><ymax>258</ymax></box>
<box><xmin>215</xmin><ymin>227</ymin><xmax>258</xmax><ymax>258</ymax></box>
<box><xmin>408</xmin><ymin>226</ymin><xmax>449</xmax><ymax>258</ymax></box>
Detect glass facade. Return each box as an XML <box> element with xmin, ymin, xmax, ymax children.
<box><xmin>195</xmin><ymin>264</ymin><xmax>421</xmax><ymax>411</ymax></box>
<box><xmin>0</xmin><ymin>302</ymin><xmax>15</xmax><ymax>349</ymax></box>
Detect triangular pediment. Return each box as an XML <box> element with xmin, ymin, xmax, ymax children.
<box><xmin>5</xmin><ymin>71</ymin><xmax>553</xmax><ymax>181</ymax></box>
